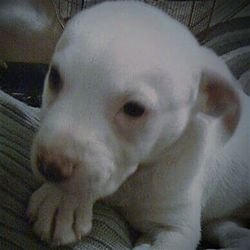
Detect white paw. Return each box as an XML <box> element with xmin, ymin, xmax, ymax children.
<box><xmin>27</xmin><ymin>183</ymin><xmax>93</xmax><ymax>246</ymax></box>
<box><xmin>133</xmin><ymin>243</ymin><xmax>151</xmax><ymax>250</ymax></box>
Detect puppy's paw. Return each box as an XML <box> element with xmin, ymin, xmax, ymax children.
<box><xmin>27</xmin><ymin>183</ymin><xmax>93</xmax><ymax>245</ymax></box>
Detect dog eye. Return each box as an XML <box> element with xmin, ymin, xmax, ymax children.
<box><xmin>123</xmin><ymin>101</ymin><xmax>145</xmax><ymax>118</ymax></box>
<box><xmin>49</xmin><ymin>66</ymin><xmax>62</xmax><ymax>92</ymax></box>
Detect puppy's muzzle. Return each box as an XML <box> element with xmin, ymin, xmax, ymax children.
<box><xmin>37</xmin><ymin>155</ymin><xmax>74</xmax><ymax>182</ymax></box>
<box><xmin>33</xmin><ymin>127</ymin><xmax>114</xmax><ymax>186</ymax></box>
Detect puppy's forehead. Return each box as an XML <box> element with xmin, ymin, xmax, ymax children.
<box><xmin>52</xmin><ymin>2</ymin><xmax>200</xmax><ymax>105</ymax></box>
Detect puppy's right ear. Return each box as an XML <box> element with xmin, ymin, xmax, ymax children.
<box><xmin>195</xmin><ymin>48</ymin><xmax>241</xmax><ymax>144</ymax></box>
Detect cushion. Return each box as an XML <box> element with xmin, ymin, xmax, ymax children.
<box><xmin>0</xmin><ymin>90</ymin><xmax>134</xmax><ymax>250</ymax></box>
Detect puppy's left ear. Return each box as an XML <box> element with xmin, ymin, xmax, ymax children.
<box><xmin>196</xmin><ymin>48</ymin><xmax>241</xmax><ymax>144</ymax></box>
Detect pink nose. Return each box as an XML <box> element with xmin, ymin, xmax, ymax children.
<box><xmin>37</xmin><ymin>156</ymin><xmax>74</xmax><ymax>182</ymax></box>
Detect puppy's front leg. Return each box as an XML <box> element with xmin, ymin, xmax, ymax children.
<box><xmin>132</xmin><ymin>115</ymin><xmax>211</xmax><ymax>250</ymax></box>
<box><xmin>133</xmin><ymin>200</ymin><xmax>202</xmax><ymax>250</ymax></box>
<box><xmin>133</xmin><ymin>224</ymin><xmax>201</xmax><ymax>250</ymax></box>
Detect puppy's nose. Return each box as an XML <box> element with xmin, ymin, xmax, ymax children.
<box><xmin>37</xmin><ymin>157</ymin><xmax>74</xmax><ymax>182</ymax></box>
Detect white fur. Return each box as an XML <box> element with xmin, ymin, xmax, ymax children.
<box><xmin>28</xmin><ymin>2</ymin><xmax>250</xmax><ymax>249</ymax></box>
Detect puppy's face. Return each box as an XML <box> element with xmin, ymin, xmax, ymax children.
<box><xmin>31</xmin><ymin>2</ymin><xmax>201</xmax><ymax>198</ymax></box>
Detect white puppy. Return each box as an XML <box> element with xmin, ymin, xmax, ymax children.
<box><xmin>27</xmin><ymin>1</ymin><xmax>250</xmax><ymax>249</ymax></box>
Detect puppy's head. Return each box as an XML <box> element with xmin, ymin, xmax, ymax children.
<box><xmin>31</xmin><ymin>2</ymin><xmax>240</xmax><ymax>197</ymax></box>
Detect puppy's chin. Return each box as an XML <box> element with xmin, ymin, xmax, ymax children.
<box><xmin>79</xmin><ymin>162</ymin><xmax>140</xmax><ymax>200</ymax></box>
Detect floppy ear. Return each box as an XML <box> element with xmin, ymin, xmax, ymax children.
<box><xmin>196</xmin><ymin>48</ymin><xmax>241</xmax><ymax>144</ymax></box>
